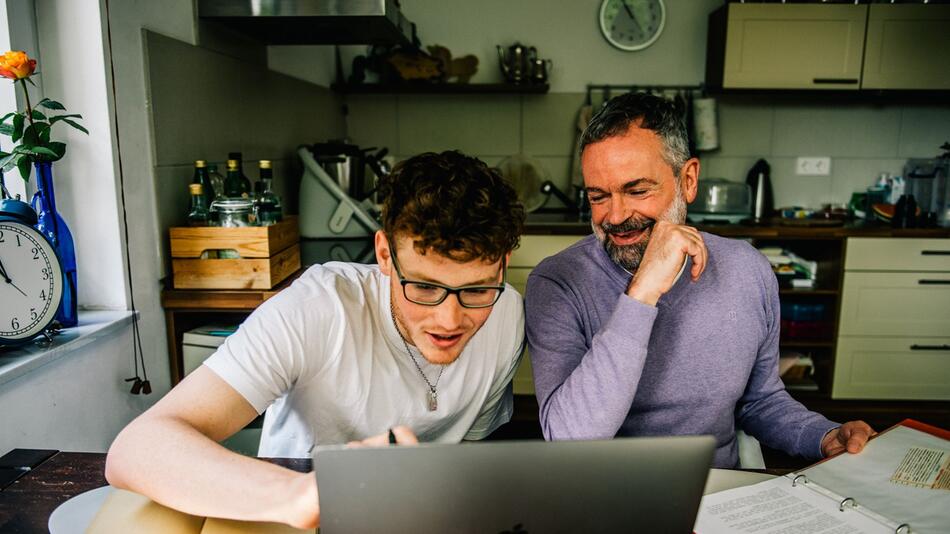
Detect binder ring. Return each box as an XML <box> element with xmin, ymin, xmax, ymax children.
<box><xmin>895</xmin><ymin>524</ymin><xmax>910</xmax><ymax>534</ymax></box>
<box><xmin>792</xmin><ymin>474</ymin><xmax>807</xmax><ymax>487</ymax></box>
<box><xmin>838</xmin><ymin>497</ymin><xmax>856</xmax><ymax>512</ymax></box>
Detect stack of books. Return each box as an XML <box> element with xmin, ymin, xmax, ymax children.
<box><xmin>757</xmin><ymin>247</ymin><xmax>817</xmax><ymax>289</ymax></box>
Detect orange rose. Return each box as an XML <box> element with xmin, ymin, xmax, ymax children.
<box><xmin>0</xmin><ymin>50</ymin><xmax>36</xmax><ymax>80</ymax></box>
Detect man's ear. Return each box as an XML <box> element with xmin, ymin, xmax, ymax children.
<box><xmin>375</xmin><ymin>230</ymin><xmax>392</xmax><ymax>276</ymax></box>
<box><xmin>680</xmin><ymin>157</ymin><xmax>700</xmax><ymax>204</ymax></box>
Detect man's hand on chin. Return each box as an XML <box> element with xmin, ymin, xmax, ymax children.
<box><xmin>821</xmin><ymin>420</ymin><xmax>876</xmax><ymax>457</ymax></box>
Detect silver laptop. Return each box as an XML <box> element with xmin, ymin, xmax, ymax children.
<box><xmin>314</xmin><ymin>435</ymin><xmax>715</xmax><ymax>533</ymax></box>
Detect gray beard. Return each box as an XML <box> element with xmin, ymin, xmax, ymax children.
<box><xmin>592</xmin><ymin>192</ymin><xmax>688</xmax><ymax>273</ymax></box>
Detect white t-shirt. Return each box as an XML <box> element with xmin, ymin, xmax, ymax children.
<box><xmin>204</xmin><ymin>262</ymin><xmax>525</xmax><ymax>458</ymax></box>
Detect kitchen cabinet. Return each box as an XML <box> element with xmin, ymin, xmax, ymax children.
<box><xmin>707</xmin><ymin>4</ymin><xmax>867</xmax><ymax>90</ymax></box>
<box><xmin>833</xmin><ymin>237</ymin><xmax>950</xmax><ymax>400</ymax></box>
<box><xmin>508</xmin><ymin>235</ymin><xmax>586</xmax><ymax>395</ymax></box>
<box><xmin>706</xmin><ymin>3</ymin><xmax>950</xmax><ymax>92</ymax></box>
<box><xmin>861</xmin><ymin>5</ymin><xmax>950</xmax><ymax>90</ymax></box>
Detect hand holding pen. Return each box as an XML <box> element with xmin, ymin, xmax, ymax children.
<box><xmin>346</xmin><ymin>425</ymin><xmax>419</xmax><ymax>448</ymax></box>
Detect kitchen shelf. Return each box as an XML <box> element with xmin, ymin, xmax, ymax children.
<box><xmin>332</xmin><ymin>82</ymin><xmax>550</xmax><ymax>95</ymax></box>
<box><xmin>778</xmin><ymin>288</ymin><xmax>838</xmax><ymax>296</ymax></box>
<box><xmin>780</xmin><ymin>340</ymin><xmax>835</xmax><ymax>348</ymax></box>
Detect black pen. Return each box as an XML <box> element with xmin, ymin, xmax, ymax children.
<box><xmin>388</xmin><ymin>428</ymin><xmax>397</xmax><ymax>445</ymax></box>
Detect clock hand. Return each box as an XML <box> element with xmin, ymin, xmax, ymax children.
<box><xmin>8</xmin><ymin>279</ymin><xmax>27</xmax><ymax>298</ymax></box>
<box><xmin>621</xmin><ymin>0</ymin><xmax>645</xmax><ymax>35</ymax></box>
<box><xmin>0</xmin><ymin>256</ymin><xmax>11</xmax><ymax>282</ymax></box>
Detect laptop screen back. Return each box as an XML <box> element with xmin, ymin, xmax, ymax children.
<box><xmin>314</xmin><ymin>435</ymin><xmax>715</xmax><ymax>533</ymax></box>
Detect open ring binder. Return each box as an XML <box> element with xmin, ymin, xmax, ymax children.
<box><xmin>838</xmin><ymin>496</ymin><xmax>856</xmax><ymax>512</ymax></box>
<box><xmin>697</xmin><ymin>420</ymin><xmax>950</xmax><ymax>534</ymax></box>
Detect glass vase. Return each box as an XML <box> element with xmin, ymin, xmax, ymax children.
<box><xmin>31</xmin><ymin>161</ymin><xmax>78</xmax><ymax>327</ymax></box>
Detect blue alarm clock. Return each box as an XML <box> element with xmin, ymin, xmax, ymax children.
<box><xmin>0</xmin><ymin>198</ymin><xmax>64</xmax><ymax>345</ymax></box>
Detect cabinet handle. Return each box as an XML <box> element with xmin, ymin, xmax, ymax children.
<box><xmin>910</xmin><ymin>344</ymin><xmax>950</xmax><ymax>351</ymax></box>
<box><xmin>918</xmin><ymin>280</ymin><xmax>950</xmax><ymax>285</ymax></box>
<box><xmin>812</xmin><ymin>78</ymin><xmax>858</xmax><ymax>85</ymax></box>
<box><xmin>921</xmin><ymin>250</ymin><xmax>950</xmax><ymax>256</ymax></box>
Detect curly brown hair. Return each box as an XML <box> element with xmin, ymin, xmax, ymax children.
<box><xmin>379</xmin><ymin>151</ymin><xmax>524</xmax><ymax>263</ymax></box>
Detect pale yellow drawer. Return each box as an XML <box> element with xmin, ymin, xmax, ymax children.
<box><xmin>838</xmin><ymin>272</ymin><xmax>950</xmax><ymax>337</ymax></box>
<box><xmin>845</xmin><ymin>238</ymin><xmax>950</xmax><ymax>271</ymax></box>
<box><xmin>508</xmin><ymin>267</ymin><xmax>531</xmax><ymax>295</ymax></box>
<box><xmin>512</xmin><ymin>350</ymin><xmax>535</xmax><ymax>396</ymax></box>
<box><xmin>510</xmin><ymin>235</ymin><xmax>585</xmax><ymax>268</ymax></box>
<box><xmin>832</xmin><ymin>336</ymin><xmax>950</xmax><ymax>400</ymax></box>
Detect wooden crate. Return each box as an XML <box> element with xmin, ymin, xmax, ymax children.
<box><xmin>170</xmin><ymin>217</ymin><xmax>301</xmax><ymax>289</ymax></box>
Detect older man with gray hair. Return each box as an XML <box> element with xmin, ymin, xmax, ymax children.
<box><xmin>525</xmin><ymin>92</ymin><xmax>873</xmax><ymax>468</ymax></box>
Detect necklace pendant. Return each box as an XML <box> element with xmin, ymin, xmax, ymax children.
<box><xmin>427</xmin><ymin>390</ymin><xmax>438</xmax><ymax>412</ymax></box>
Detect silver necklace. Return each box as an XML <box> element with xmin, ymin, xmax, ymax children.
<box><xmin>390</xmin><ymin>302</ymin><xmax>445</xmax><ymax>411</ymax></box>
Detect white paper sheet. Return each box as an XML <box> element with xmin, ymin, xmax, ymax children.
<box><xmin>801</xmin><ymin>425</ymin><xmax>950</xmax><ymax>533</ymax></box>
<box><xmin>695</xmin><ymin>477</ymin><xmax>892</xmax><ymax>533</ymax></box>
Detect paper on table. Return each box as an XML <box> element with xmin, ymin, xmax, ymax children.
<box><xmin>694</xmin><ymin>476</ymin><xmax>891</xmax><ymax>533</ymax></box>
<box><xmin>801</xmin><ymin>425</ymin><xmax>950</xmax><ymax>533</ymax></box>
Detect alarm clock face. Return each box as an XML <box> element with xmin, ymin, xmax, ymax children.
<box><xmin>599</xmin><ymin>0</ymin><xmax>666</xmax><ymax>52</ymax></box>
<box><xmin>0</xmin><ymin>221</ymin><xmax>63</xmax><ymax>343</ymax></box>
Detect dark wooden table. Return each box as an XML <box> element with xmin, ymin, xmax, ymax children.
<box><xmin>0</xmin><ymin>450</ymin><xmax>790</xmax><ymax>533</ymax></box>
<box><xmin>0</xmin><ymin>451</ymin><xmax>308</xmax><ymax>533</ymax></box>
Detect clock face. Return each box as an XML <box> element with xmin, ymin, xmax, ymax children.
<box><xmin>0</xmin><ymin>221</ymin><xmax>63</xmax><ymax>342</ymax></box>
<box><xmin>599</xmin><ymin>0</ymin><xmax>666</xmax><ymax>52</ymax></box>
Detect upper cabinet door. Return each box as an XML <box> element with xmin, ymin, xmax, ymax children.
<box><xmin>722</xmin><ymin>4</ymin><xmax>867</xmax><ymax>90</ymax></box>
<box><xmin>862</xmin><ymin>5</ymin><xmax>950</xmax><ymax>90</ymax></box>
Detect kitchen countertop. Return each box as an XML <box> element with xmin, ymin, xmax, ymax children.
<box><xmin>524</xmin><ymin>213</ymin><xmax>950</xmax><ymax>237</ymax></box>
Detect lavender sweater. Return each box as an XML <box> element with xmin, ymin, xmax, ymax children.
<box><xmin>524</xmin><ymin>233</ymin><xmax>838</xmax><ymax>467</ymax></box>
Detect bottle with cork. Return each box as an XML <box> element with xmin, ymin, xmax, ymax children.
<box><xmin>254</xmin><ymin>160</ymin><xmax>283</xmax><ymax>226</ymax></box>
<box><xmin>223</xmin><ymin>158</ymin><xmax>251</xmax><ymax>198</ymax></box>
<box><xmin>186</xmin><ymin>183</ymin><xmax>211</xmax><ymax>226</ymax></box>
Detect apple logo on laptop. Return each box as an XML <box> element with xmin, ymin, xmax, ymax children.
<box><xmin>499</xmin><ymin>524</ymin><xmax>528</xmax><ymax>534</ymax></box>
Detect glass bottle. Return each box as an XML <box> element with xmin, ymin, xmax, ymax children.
<box><xmin>254</xmin><ymin>159</ymin><xmax>283</xmax><ymax>226</ymax></box>
<box><xmin>191</xmin><ymin>160</ymin><xmax>215</xmax><ymax>207</ymax></box>
<box><xmin>187</xmin><ymin>183</ymin><xmax>211</xmax><ymax>226</ymax></box>
<box><xmin>207</xmin><ymin>164</ymin><xmax>225</xmax><ymax>200</ymax></box>
<box><xmin>223</xmin><ymin>159</ymin><xmax>250</xmax><ymax>198</ymax></box>
<box><xmin>31</xmin><ymin>162</ymin><xmax>78</xmax><ymax>327</ymax></box>
<box><xmin>228</xmin><ymin>151</ymin><xmax>252</xmax><ymax>195</ymax></box>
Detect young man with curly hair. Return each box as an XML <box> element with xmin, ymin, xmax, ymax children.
<box><xmin>105</xmin><ymin>151</ymin><xmax>526</xmax><ymax>529</ymax></box>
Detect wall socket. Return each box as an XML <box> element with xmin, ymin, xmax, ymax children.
<box><xmin>795</xmin><ymin>157</ymin><xmax>832</xmax><ymax>176</ymax></box>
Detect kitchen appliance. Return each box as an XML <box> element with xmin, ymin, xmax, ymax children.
<box><xmin>298</xmin><ymin>146</ymin><xmax>380</xmax><ymax>239</ymax></box>
<box><xmin>904</xmin><ymin>158</ymin><xmax>949</xmax><ymax>227</ymax></box>
<box><xmin>745</xmin><ymin>159</ymin><xmax>773</xmax><ymax>222</ymax></box>
<box><xmin>497</xmin><ymin>43</ymin><xmax>535</xmax><ymax>84</ymax></box>
<box><xmin>690</xmin><ymin>178</ymin><xmax>752</xmax><ymax>224</ymax></box>
<box><xmin>197</xmin><ymin>0</ymin><xmax>415</xmax><ymax>46</ymax></box>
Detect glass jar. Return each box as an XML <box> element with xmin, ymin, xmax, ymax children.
<box><xmin>211</xmin><ymin>197</ymin><xmax>254</xmax><ymax>227</ymax></box>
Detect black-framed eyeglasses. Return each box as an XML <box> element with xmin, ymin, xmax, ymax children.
<box><xmin>388</xmin><ymin>239</ymin><xmax>507</xmax><ymax>309</ymax></box>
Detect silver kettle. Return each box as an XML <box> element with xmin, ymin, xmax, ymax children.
<box><xmin>497</xmin><ymin>43</ymin><xmax>535</xmax><ymax>84</ymax></box>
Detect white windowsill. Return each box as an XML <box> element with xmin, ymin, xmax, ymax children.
<box><xmin>0</xmin><ymin>310</ymin><xmax>136</xmax><ymax>387</ymax></box>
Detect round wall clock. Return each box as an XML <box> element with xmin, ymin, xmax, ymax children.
<box><xmin>599</xmin><ymin>0</ymin><xmax>666</xmax><ymax>52</ymax></box>
<box><xmin>0</xmin><ymin>199</ymin><xmax>64</xmax><ymax>345</ymax></box>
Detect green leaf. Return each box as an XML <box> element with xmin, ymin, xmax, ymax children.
<box><xmin>30</xmin><ymin>109</ymin><xmax>46</xmax><ymax>120</ymax></box>
<box><xmin>48</xmin><ymin>114</ymin><xmax>82</xmax><ymax>125</ymax></box>
<box><xmin>47</xmin><ymin>142</ymin><xmax>66</xmax><ymax>160</ymax></box>
<box><xmin>22</xmin><ymin>122</ymin><xmax>49</xmax><ymax>146</ymax></box>
<box><xmin>30</xmin><ymin>146</ymin><xmax>58</xmax><ymax>159</ymax></box>
<box><xmin>37</xmin><ymin>98</ymin><xmax>65</xmax><ymax>111</ymax></box>
<box><xmin>62</xmin><ymin>118</ymin><xmax>88</xmax><ymax>134</ymax></box>
<box><xmin>0</xmin><ymin>123</ymin><xmax>13</xmax><ymax>136</ymax></box>
<box><xmin>0</xmin><ymin>151</ymin><xmax>18</xmax><ymax>170</ymax></box>
<box><xmin>0</xmin><ymin>112</ymin><xmax>15</xmax><ymax>124</ymax></box>
<box><xmin>47</xmin><ymin>141</ymin><xmax>66</xmax><ymax>161</ymax></box>
<box><xmin>11</xmin><ymin>113</ymin><xmax>24</xmax><ymax>142</ymax></box>
<box><xmin>16</xmin><ymin>154</ymin><xmax>31</xmax><ymax>182</ymax></box>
